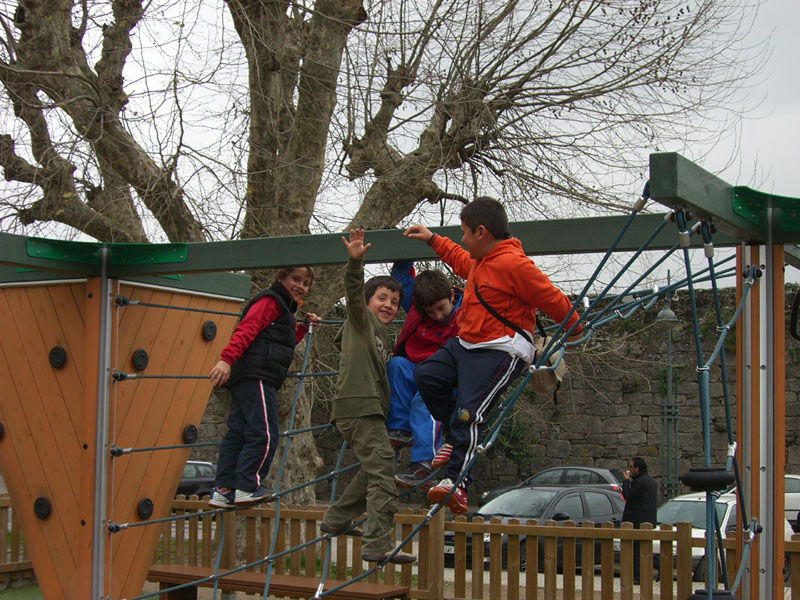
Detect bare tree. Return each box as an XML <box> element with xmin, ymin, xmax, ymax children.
<box><xmin>0</xmin><ymin>0</ymin><xmax>763</xmax><ymax>502</ymax></box>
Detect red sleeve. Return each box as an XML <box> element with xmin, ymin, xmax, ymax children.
<box><xmin>220</xmin><ymin>297</ymin><xmax>281</xmax><ymax>364</ymax></box>
<box><xmin>295</xmin><ymin>322</ymin><xmax>309</xmax><ymax>344</ymax></box>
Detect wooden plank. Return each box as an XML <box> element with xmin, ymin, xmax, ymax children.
<box><xmin>542</xmin><ymin>521</ymin><xmax>557</xmax><ymax>599</ymax></box>
<box><xmin>453</xmin><ymin>516</ymin><xmax>466</xmax><ymax>598</ymax></box>
<box><xmin>525</xmin><ymin>520</ymin><xmax>538</xmax><ymax>600</ymax></box>
<box><xmin>0</xmin><ymin>289</ymin><xmax>80</xmax><ymax>597</ymax></box>
<box><xmin>187</xmin><ymin>512</ymin><xmax>198</xmax><ymax>566</ymax></box>
<box><xmin>639</xmin><ymin>523</ymin><xmax>654</xmax><ymax>600</ymax></box>
<box><xmin>147</xmin><ymin>564</ymin><xmax>411</xmax><ymax>598</ymax></box>
<box><xmin>5</xmin><ymin>287</ymin><xmax>82</xmax><ymax>517</ymax></box>
<box><xmin>111</xmin><ymin>288</ymin><xmax>239</xmax><ymax>598</ymax></box>
<box><xmin>580</xmin><ymin>522</ymin><xmax>595</xmax><ymax>600</ymax></box>
<box><xmin>600</xmin><ymin>522</ymin><xmax>614</xmax><ymax>600</ymax></box>
<box><xmin>304</xmin><ymin>518</ymin><xmax>316</xmax><ymax>578</ymax></box>
<box><xmin>506</xmin><ymin>519</ymin><xmax>520</xmax><ymax>600</ymax></box>
<box><xmin>619</xmin><ymin>521</ymin><xmax>633</xmax><ymax>599</ymax></box>
<box><xmin>43</xmin><ymin>283</ymin><xmax>87</xmax><ymax>433</ymax></box>
<box><xmin>562</xmin><ymin>520</ymin><xmax>576</xmax><ymax>599</ymax></box>
<box><xmin>290</xmin><ymin>514</ymin><xmax>301</xmax><ymax>575</ymax></box>
<box><xmin>659</xmin><ymin>524</ymin><xmax>674</xmax><ymax>600</ymax></box>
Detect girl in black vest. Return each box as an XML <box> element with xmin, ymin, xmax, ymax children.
<box><xmin>208</xmin><ymin>266</ymin><xmax>320</xmax><ymax>508</ymax></box>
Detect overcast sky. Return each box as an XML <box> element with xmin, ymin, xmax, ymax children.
<box><xmin>700</xmin><ymin>0</ymin><xmax>800</xmax><ymax>198</ymax></box>
<box><xmin>611</xmin><ymin>0</ymin><xmax>800</xmax><ymax>293</ymax></box>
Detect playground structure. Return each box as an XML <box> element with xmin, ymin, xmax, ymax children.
<box><xmin>0</xmin><ymin>152</ymin><xmax>798</xmax><ymax>599</ymax></box>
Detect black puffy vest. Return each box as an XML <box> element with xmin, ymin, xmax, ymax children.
<box><xmin>228</xmin><ymin>281</ymin><xmax>298</xmax><ymax>388</ymax></box>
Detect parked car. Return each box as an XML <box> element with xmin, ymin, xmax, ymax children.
<box><xmin>444</xmin><ymin>485</ymin><xmax>625</xmax><ymax>570</ymax></box>
<box><xmin>176</xmin><ymin>460</ymin><xmax>216</xmax><ymax>498</ymax></box>
<box><xmin>478</xmin><ymin>465</ymin><xmax>625</xmax><ymax>507</ymax></box>
<box><xmin>724</xmin><ymin>474</ymin><xmax>800</xmax><ymax>532</ymax></box>
<box><xmin>637</xmin><ymin>492</ymin><xmax>793</xmax><ymax>583</ymax></box>
<box><xmin>785</xmin><ymin>474</ymin><xmax>800</xmax><ymax>531</ymax></box>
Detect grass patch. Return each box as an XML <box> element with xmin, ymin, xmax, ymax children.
<box><xmin>0</xmin><ymin>586</ymin><xmax>42</xmax><ymax>599</ymax></box>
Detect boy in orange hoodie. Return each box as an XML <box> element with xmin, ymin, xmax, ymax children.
<box><xmin>404</xmin><ymin>197</ymin><xmax>582</xmax><ymax>513</ymax></box>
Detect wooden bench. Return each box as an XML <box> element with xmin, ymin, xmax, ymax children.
<box><xmin>147</xmin><ymin>564</ymin><xmax>411</xmax><ymax>599</ymax></box>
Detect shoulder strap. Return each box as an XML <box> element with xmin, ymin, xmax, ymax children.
<box><xmin>472</xmin><ymin>283</ymin><xmax>534</xmax><ymax>344</ymax></box>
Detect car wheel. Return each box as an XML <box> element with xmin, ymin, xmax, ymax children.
<box><xmin>693</xmin><ymin>556</ymin><xmax>724</xmax><ymax>583</ymax></box>
<box><xmin>520</xmin><ymin>544</ymin><xmax>527</xmax><ymax>571</ymax></box>
<box><xmin>784</xmin><ymin>552</ymin><xmax>790</xmax><ymax>584</ymax></box>
<box><xmin>693</xmin><ymin>556</ymin><xmax>706</xmax><ymax>583</ymax></box>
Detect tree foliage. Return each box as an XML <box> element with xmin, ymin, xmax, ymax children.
<box><xmin>0</xmin><ymin>0</ymin><xmax>763</xmax><ymax>501</ymax></box>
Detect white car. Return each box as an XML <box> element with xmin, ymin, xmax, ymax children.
<box><xmin>620</xmin><ymin>492</ymin><xmax>792</xmax><ymax>582</ymax></box>
<box><xmin>785</xmin><ymin>474</ymin><xmax>800</xmax><ymax>531</ymax></box>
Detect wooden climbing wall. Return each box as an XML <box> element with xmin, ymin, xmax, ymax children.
<box><xmin>0</xmin><ymin>277</ymin><xmax>241</xmax><ymax>599</ymax></box>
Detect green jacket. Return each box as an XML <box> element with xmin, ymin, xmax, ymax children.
<box><xmin>330</xmin><ymin>257</ymin><xmax>393</xmax><ymax>421</ymax></box>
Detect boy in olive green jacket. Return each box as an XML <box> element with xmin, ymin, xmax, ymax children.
<box><xmin>320</xmin><ymin>228</ymin><xmax>416</xmax><ymax>564</ymax></box>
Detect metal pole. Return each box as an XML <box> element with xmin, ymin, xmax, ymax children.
<box><xmin>92</xmin><ymin>247</ymin><xmax>113</xmax><ymax>600</ymax></box>
<box><xmin>760</xmin><ymin>202</ymin><xmax>775</xmax><ymax>600</ymax></box>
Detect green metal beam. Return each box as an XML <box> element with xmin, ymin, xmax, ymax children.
<box><xmin>648</xmin><ymin>152</ymin><xmax>800</xmax><ymax>244</ymax></box>
<box><xmin>0</xmin><ymin>211</ymin><xmax>739</xmax><ymax>280</ymax></box>
<box><xmin>0</xmin><ymin>231</ymin><xmax>99</xmax><ymax>275</ymax></box>
<box><xmin>107</xmin><ymin>213</ymin><xmax>739</xmax><ymax>277</ymax></box>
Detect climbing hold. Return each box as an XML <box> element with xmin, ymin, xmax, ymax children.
<box><xmin>49</xmin><ymin>346</ymin><xmax>67</xmax><ymax>369</ymax></box>
<box><xmin>33</xmin><ymin>497</ymin><xmax>51</xmax><ymax>520</ymax></box>
<box><xmin>183</xmin><ymin>424</ymin><xmax>198</xmax><ymax>444</ymax></box>
<box><xmin>132</xmin><ymin>349</ymin><xmax>149</xmax><ymax>371</ymax></box>
<box><xmin>202</xmin><ymin>321</ymin><xmax>217</xmax><ymax>341</ymax></box>
<box><xmin>137</xmin><ymin>498</ymin><xmax>154</xmax><ymax>520</ymax></box>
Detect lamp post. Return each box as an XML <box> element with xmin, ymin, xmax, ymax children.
<box><xmin>656</xmin><ymin>271</ymin><xmax>681</xmax><ymax>501</ymax></box>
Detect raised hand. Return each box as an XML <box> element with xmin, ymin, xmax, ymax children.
<box><xmin>403</xmin><ymin>224</ymin><xmax>435</xmax><ymax>243</ymax></box>
<box><xmin>341</xmin><ymin>228</ymin><xmax>371</xmax><ymax>260</ymax></box>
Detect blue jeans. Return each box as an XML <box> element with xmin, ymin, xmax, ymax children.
<box><xmin>386</xmin><ymin>356</ymin><xmax>441</xmax><ymax>463</ymax></box>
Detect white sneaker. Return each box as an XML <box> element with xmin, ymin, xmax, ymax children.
<box><xmin>234</xmin><ymin>487</ymin><xmax>273</xmax><ymax>505</ymax></box>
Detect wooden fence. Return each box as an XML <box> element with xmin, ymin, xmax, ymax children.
<box><xmin>2</xmin><ymin>494</ymin><xmax>799</xmax><ymax>599</ymax></box>
<box><xmin>0</xmin><ymin>495</ymin><xmax>33</xmax><ymax>589</ymax></box>
<box><xmin>156</xmin><ymin>496</ymin><xmax>800</xmax><ymax>600</ymax></box>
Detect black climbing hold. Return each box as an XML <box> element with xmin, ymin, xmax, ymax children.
<box><xmin>679</xmin><ymin>467</ymin><xmax>735</xmax><ymax>492</ymax></box>
<box><xmin>49</xmin><ymin>346</ymin><xmax>67</xmax><ymax>369</ymax></box>
<box><xmin>183</xmin><ymin>424</ymin><xmax>198</xmax><ymax>444</ymax></box>
<box><xmin>0</xmin><ymin>423</ymin><xmax>4</xmax><ymax>440</ymax></box>
<box><xmin>202</xmin><ymin>321</ymin><xmax>217</xmax><ymax>341</ymax></box>
<box><xmin>137</xmin><ymin>497</ymin><xmax>154</xmax><ymax>520</ymax></box>
<box><xmin>132</xmin><ymin>349</ymin><xmax>149</xmax><ymax>371</ymax></box>
<box><xmin>33</xmin><ymin>497</ymin><xmax>51</xmax><ymax>520</ymax></box>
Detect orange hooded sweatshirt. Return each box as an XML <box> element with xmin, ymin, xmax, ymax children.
<box><xmin>429</xmin><ymin>234</ymin><xmax>581</xmax><ymax>354</ymax></box>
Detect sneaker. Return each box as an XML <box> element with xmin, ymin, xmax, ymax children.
<box><xmin>427</xmin><ymin>478</ymin><xmax>469</xmax><ymax>514</ymax></box>
<box><xmin>388</xmin><ymin>430</ymin><xmax>413</xmax><ymax>449</ymax></box>
<box><xmin>208</xmin><ymin>487</ymin><xmax>235</xmax><ymax>508</ymax></box>
<box><xmin>362</xmin><ymin>552</ymin><xmax>417</xmax><ymax>564</ymax></box>
<box><xmin>394</xmin><ymin>461</ymin><xmax>433</xmax><ymax>489</ymax></box>
<box><xmin>320</xmin><ymin>522</ymin><xmax>363</xmax><ymax>537</ymax></box>
<box><xmin>431</xmin><ymin>443</ymin><xmax>453</xmax><ymax>468</ymax></box>
<box><xmin>234</xmin><ymin>487</ymin><xmax>273</xmax><ymax>506</ymax></box>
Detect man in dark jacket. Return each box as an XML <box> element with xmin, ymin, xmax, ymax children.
<box><xmin>622</xmin><ymin>456</ymin><xmax>658</xmax><ymax>584</ymax></box>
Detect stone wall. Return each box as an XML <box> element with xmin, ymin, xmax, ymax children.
<box><xmin>195</xmin><ymin>285</ymin><xmax>800</xmax><ymax>504</ymax></box>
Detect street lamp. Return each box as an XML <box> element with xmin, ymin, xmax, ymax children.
<box><xmin>657</xmin><ymin>272</ymin><xmax>681</xmax><ymax>501</ymax></box>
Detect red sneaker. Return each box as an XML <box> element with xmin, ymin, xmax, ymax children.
<box><xmin>431</xmin><ymin>443</ymin><xmax>453</xmax><ymax>468</ymax></box>
<box><xmin>427</xmin><ymin>478</ymin><xmax>469</xmax><ymax>514</ymax></box>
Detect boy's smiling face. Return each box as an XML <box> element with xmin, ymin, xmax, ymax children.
<box><xmin>278</xmin><ymin>267</ymin><xmax>313</xmax><ymax>301</ymax></box>
<box><xmin>367</xmin><ymin>285</ymin><xmax>401</xmax><ymax>325</ymax></box>
<box><xmin>423</xmin><ymin>293</ymin><xmax>455</xmax><ymax>322</ymax></box>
